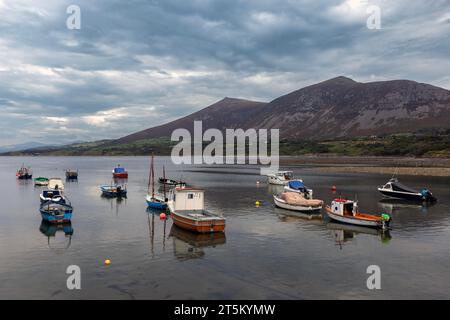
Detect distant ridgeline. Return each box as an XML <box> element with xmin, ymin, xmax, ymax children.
<box><xmin>2</xmin><ymin>77</ymin><xmax>450</xmax><ymax>158</ymax></box>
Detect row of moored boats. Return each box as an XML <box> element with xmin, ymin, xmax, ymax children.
<box><xmin>267</xmin><ymin>171</ymin><xmax>437</xmax><ymax>230</ymax></box>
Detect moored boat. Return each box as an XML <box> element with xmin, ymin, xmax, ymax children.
<box><xmin>16</xmin><ymin>165</ymin><xmax>32</xmax><ymax>180</ymax></box>
<box><xmin>147</xmin><ymin>156</ymin><xmax>168</xmax><ymax>209</ymax></box>
<box><xmin>40</xmin><ymin>201</ymin><xmax>73</xmax><ymax>224</ymax></box>
<box><xmin>168</xmin><ymin>188</ymin><xmax>226</xmax><ymax>233</ymax></box>
<box><xmin>377</xmin><ymin>178</ymin><xmax>437</xmax><ymax>202</ymax></box>
<box><xmin>100</xmin><ymin>184</ymin><xmax>127</xmax><ymax>198</ymax></box>
<box><xmin>325</xmin><ymin>198</ymin><xmax>391</xmax><ymax>229</ymax></box>
<box><xmin>34</xmin><ymin>177</ymin><xmax>49</xmax><ymax>186</ymax></box>
<box><xmin>40</xmin><ymin>178</ymin><xmax>66</xmax><ymax>203</ymax></box>
<box><xmin>159</xmin><ymin>177</ymin><xmax>186</xmax><ymax>187</ymax></box>
<box><xmin>112</xmin><ymin>165</ymin><xmax>128</xmax><ymax>179</ymax></box>
<box><xmin>65</xmin><ymin>169</ymin><xmax>78</xmax><ymax>180</ymax></box>
<box><xmin>267</xmin><ymin>171</ymin><xmax>293</xmax><ymax>185</ymax></box>
<box><xmin>284</xmin><ymin>180</ymin><xmax>313</xmax><ymax>199</ymax></box>
<box><xmin>274</xmin><ymin>192</ymin><xmax>323</xmax><ymax>212</ymax></box>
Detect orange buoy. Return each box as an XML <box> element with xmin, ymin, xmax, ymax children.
<box><xmin>160</xmin><ymin>213</ymin><xmax>167</xmax><ymax>220</ymax></box>
<box><xmin>104</xmin><ymin>259</ymin><xmax>111</xmax><ymax>266</ymax></box>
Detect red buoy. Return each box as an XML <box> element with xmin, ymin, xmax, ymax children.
<box><xmin>332</xmin><ymin>185</ymin><xmax>337</xmax><ymax>192</ymax></box>
<box><xmin>160</xmin><ymin>213</ymin><xmax>167</xmax><ymax>220</ymax></box>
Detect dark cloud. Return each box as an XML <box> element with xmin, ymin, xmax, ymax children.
<box><xmin>0</xmin><ymin>0</ymin><xmax>449</xmax><ymax>145</ymax></box>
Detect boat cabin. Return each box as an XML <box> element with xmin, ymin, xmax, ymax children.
<box><xmin>114</xmin><ymin>166</ymin><xmax>127</xmax><ymax>174</ymax></box>
<box><xmin>330</xmin><ymin>199</ymin><xmax>358</xmax><ymax>217</ymax></box>
<box><xmin>277</xmin><ymin>171</ymin><xmax>293</xmax><ymax>180</ymax></box>
<box><xmin>42</xmin><ymin>190</ymin><xmax>62</xmax><ymax>199</ymax></box>
<box><xmin>173</xmin><ymin>188</ymin><xmax>205</xmax><ymax>211</ymax></box>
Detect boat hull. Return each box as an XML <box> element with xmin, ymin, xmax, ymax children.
<box><xmin>146</xmin><ymin>200</ymin><xmax>167</xmax><ymax>209</ymax></box>
<box><xmin>378</xmin><ymin>188</ymin><xmax>436</xmax><ymax>202</ymax></box>
<box><xmin>17</xmin><ymin>174</ymin><xmax>32</xmax><ymax>180</ymax></box>
<box><xmin>40</xmin><ymin>203</ymin><xmax>73</xmax><ymax>224</ymax></box>
<box><xmin>325</xmin><ymin>207</ymin><xmax>383</xmax><ymax>228</ymax></box>
<box><xmin>113</xmin><ymin>173</ymin><xmax>128</xmax><ymax>179</ymax></box>
<box><xmin>274</xmin><ymin>195</ymin><xmax>322</xmax><ymax>212</ymax></box>
<box><xmin>171</xmin><ymin>212</ymin><xmax>226</xmax><ymax>233</ymax></box>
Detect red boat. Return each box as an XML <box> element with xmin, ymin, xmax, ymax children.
<box><xmin>112</xmin><ymin>165</ymin><xmax>128</xmax><ymax>179</ymax></box>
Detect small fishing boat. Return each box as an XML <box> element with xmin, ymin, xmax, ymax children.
<box><xmin>146</xmin><ymin>155</ymin><xmax>168</xmax><ymax>209</ymax></box>
<box><xmin>284</xmin><ymin>180</ymin><xmax>313</xmax><ymax>199</ymax></box>
<box><xmin>112</xmin><ymin>165</ymin><xmax>128</xmax><ymax>179</ymax></box>
<box><xmin>40</xmin><ymin>200</ymin><xmax>73</xmax><ymax>224</ymax></box>
<box><xmin>159</xmin><ymin>177</ymin><xmax>186</xmax><ymax>187</ymax></box>
<box><xmin>274</xmin><ymin>192</ymin><xmax>323</xmax><ymax>212</ymax></box>
<box><xmin>34</xmin><ymin>177</ymin><xmax>49</xmax><ymax>186</ymax></box>
<box><xmin>168</xmin><ymin>188</ymin><xmax>226</xmax><ymax>233</ymax></box>
<box><xmin>377</xmin><ymin>178</ymin><xmax>437</xmax><ymax>202</ymax></box>
<box><xmin>325</xmin><ymin>198</ymin><xmax>391</xmax><ymax>229</ymax></box>
<box><xmin>100</xmin><ymin>184</ymin><xmax>127</xmax><ymax>198</ymax></box>
<box><xmin>65</xmin><ymin>169</ymin><xmax>78</xmax><ymax>180</ymax></box>
<box><xmin>40</xmin><ymin>178</ymin><xmax>65</xmax><ymax>203</ymax></box>
<box><xmin>16</xmin><ymin>165</ymin><xmax>32</xmax><ymax>180</ymax></box>
<box><xmin>267</xmin><ymin>171</ymin><xmax>293</xmax><ymax>185</ymax></box>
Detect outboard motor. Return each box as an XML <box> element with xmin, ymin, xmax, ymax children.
<box><xmin>421</xmin><ymin>189</ymin><xmax>436</xmax><ymax>202</ymax></box>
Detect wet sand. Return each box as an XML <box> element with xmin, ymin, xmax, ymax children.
<box><xmin>280</xmin><ymin>156</ymin><xmax>450</xmax><ymax>177</ymax></box>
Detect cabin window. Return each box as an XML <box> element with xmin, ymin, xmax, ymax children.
<box><xmin>188</xmin><ymin>193</ymin><xmax>194</xmax><ymax>199</ymax></box>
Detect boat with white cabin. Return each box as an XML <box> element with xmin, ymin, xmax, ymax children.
<box><xmin>267</xmin><ymin>171</ymin><xmax>293</xmax><ymax>185</ymax></box>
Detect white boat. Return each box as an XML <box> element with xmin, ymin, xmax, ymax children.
<box><xmin>40</xmin><ymin>178</ymin><xmax>66</xmax><ymax>203</ymax></box>
<box><xmin>267</xmin><ymin>171</ymin><xmax>293</xmax><ymax>185</ymax></box>
<box><xmin>274</xmin><ymin>192</ymin><xmax>323</xmax><ymax>212</ymax></box>
<box><xmin>167</xmin><ymin>188</ymin><xmax>226</xmax><ymax>233</ymax></box>
<box><xmin>48</xmin><ymin>178</ymin><xmax>65</xmax><ymax>191</ymax></box>
<box><xmin>283</xmin><ymin>180</ymin><xmax>313</xmax><ymax>199</ymax></box>
<box><xmin>325</xmin><ymin>198</ymin><xmax>391</xmax><ymax>229</ymax></box>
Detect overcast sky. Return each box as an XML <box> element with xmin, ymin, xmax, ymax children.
<box><xmin>0</xmin><ymin>0</ymin><xmax>449</xmax><ymax>145</ymax></box>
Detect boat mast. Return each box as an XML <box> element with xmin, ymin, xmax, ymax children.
<box><xmin>147</xmin><ymin>155</ymin><xmax>152</xmax><ymax>195</ymax></box>
<box><xmin>151</xmin><ymin>153</ymin><xmax>155</xmax><ymax>199</ymax></box>
<box><xmin>163</xmin><ymin>165</ymin><xmax>166</xmax><ymax>199</ymax></box>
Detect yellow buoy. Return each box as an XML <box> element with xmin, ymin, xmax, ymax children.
<box><xmin>104</xmin><ymin>259</ymin><xmax>111</xmax><ymax>266</ymax></box>
<box><xmin>255</xmin><ymin>201</ymin><xmax>260</xmax><ymax>206</ymax></box>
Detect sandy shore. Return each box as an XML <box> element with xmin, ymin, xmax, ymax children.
<box><xmin>279</xmin><ymin>155</ymin><xmax>450</xmax><ymax>177</ymax></box>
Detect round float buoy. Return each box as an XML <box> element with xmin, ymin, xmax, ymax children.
<box><xmin>104</xmin><ymin>259</ymin><xmax>111</xmax><ymax>266</ymax></box>
<box><xmin>160</xmin><ymin>213</ymin><xmax>167</xmax><ymax>220</ymax></box>
<box><xmin>256</xmin><ymin>181</ymin><xmax>260</xmax><ymax>185</ymax></box>
<box><xmin>332</xmin><ymin>185</ymin><xmax>337</xmax><ymax>192</ymax></box>
<box><xmin>255</xmin><ymin>201</ymin><xmax>260</xmax><ymax>207</ymax></box>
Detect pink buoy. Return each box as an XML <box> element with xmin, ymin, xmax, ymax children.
<box><xmin>160</xmin><ymin>213</ymin><xmax>167</xmax><ymax>220</ymax></box>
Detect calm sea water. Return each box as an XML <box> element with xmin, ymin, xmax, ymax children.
<box><xmin>0</xmin><ymin>156</ymin><xmax>449</xmax><ymax>299</ymax></box>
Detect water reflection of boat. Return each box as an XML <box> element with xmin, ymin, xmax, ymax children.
<box><xmin>170</xmin><ymin>225</ymin><xmax>226</xmax><ymax>261</ymax></box>
<box><xmin>39</xmin><ymin>221</ymin><xmax>73</xmax><ymax>253</ymax></box>
<box><xmin>327</xmin><ymin>222</ymin><xmax>391</xmax><ymax>247</ymax></box>
<box><xmin>378</xmin><ymin>199</ymin><xmax>433</xmax><ymax>214</ymax></box>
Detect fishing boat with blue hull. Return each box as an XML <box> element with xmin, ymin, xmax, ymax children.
<box><xmin>146</xmin><ymin>155</ymin><xmax>168</xmax><ymax>209</ymax></box>
<box><xmin>112</xmin><ymin>165</ymin><xmax>128</xmax><ymax>179</ymax></box>
<box><xmin>377</xmin><ymin>178</ymin><xmax>437</xmax><ymax>202</ymax></box>
<box><xmin>284</xmin><ymin>180</ymin><xmax>314</xmax><ymax>199</ymax></box>
<box><xmin>100</xmin><ymin>184</ymin><xmax>127</xmax><ymax>198</ymax></box>
<box><xmin>40</xmin><ymin>201</ymin><xmax>73</xmax><ymax>224</ymax></box>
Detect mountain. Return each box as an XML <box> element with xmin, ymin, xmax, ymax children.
<box><xmin>0</xmin><ymin>142</ymin><xmax>50</xmax><ymax>153</ymax></box>
<box><xmin>115</xmin><ymin>76</ymin><xmax>450</xmax><ymax>143</ymax></box>
<box><xmin>116</xmin><ymin>97</ymin><xmax>267</xmax><ymax>144</ymax></box>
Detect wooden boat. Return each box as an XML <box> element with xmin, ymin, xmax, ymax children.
<box><xmin>40</xmin><ymin>200</ymin><xmax>73</xmax><ymax>224</ymax></box>
<box><xmin>267</xmin><ymin>171</ymin><xmax>293</xmax><ymax>185</ymax></box>
<box><xmin>378</xmin><ymin>178</ymin><xmax>437</xmax><ymax>202</ymax></box>
<box><xmin>112</xmin><ymin>165</ymin><xmax>128</xmax><ymax>179</ymax></box>
<box><xmin>65</xmin><ymin>169</ymin><xmax>78</xmax><ymax>180</ymax></box>
<box><xmin>168</xmin><ymin>188</ymin><xmax>226</xmax><ymax>233</ymax></box>
<box><xmin>325</xmin><ymin>198</ymin><xmax>391</xmax><ymax>229</ymax></box>
<box><xmin>159</xmin><ymin>177</ymin><xmax>186</xmax><ymax>187</ymax></box>
<box><xmin>274</xmin><ymin>192</ymin><xmax>323</xmax><ymax>212</ymax></box>
<box><xmin>146</xmin><ymin>155</ymin><xmax>168</xmax><ymax>209</ymax></box>
<box><xmin>100</xmin><ymin>184</ymin><xmax>127</xmax><ymax>198</ymax></box>
<box><xmin>34</xmin><ymin>177</ymin><xmax>49</xmax><ymax>186</ymax></box>
<box><xmin>283</xmin><ymin>180</ymin><xmax>313</xmax><ymax>199</ymax></box>
<box><xmin>16</xmin><ymin>164</ymin><xmax>32</xmax><ymax>180</ymax></box>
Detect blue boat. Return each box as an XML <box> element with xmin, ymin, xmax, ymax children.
<box><xmin>284</xmin><ymin>180</ymin><xmax>314</xmax><ymax>199</ymax></box>
<box><xmin>146</xmin><ymin>155</ymin><xmax>168</xmax><ymax>209</ymax></box>
<box><xmin>100</xmin><ymin>184</ymin><xmax>127</xmax><ymax>198</ymax></box>
<box><xmin>40</xmin><ymin>201</ymin><xmax>73</xmax><ymax>224</ymax></box>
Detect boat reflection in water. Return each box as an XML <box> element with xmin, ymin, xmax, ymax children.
<box><xmin>327</xmin><ymin>222</ymin><xmax>391</xmax><ymax>249</ymax></box>
<box><xmin>146</xmin><ymin>207</ymin><xmax>169</xmax><ymax>258</ymax></box>
<box><xmin>101</xmin><ymin>193</ymin><xmax>127</xmax><ymax>216</ymax></box>
<box><xmin>378</xmin><ymin>199</ymin><xmax>434</xmax><ymax>215</ymax></box>
<box><xmin>170</xmin><ymin>225</ymin><xmax>226</xmax><ymax>261</ymax></box>
<box><xmin>39</xmin><ymin>220</ymin><xmax>74</xmax><ymax>253</ymax></box>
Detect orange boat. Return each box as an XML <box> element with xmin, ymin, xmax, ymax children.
<box><xmin>325</xmin><ymin>198</ymin><xmax>391</xmax><ymax>229</ymax></box>
<box><xmin>168</xmin><ymin>188</ymin><xmax>225</xmax><ymax>233</ymax></box>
